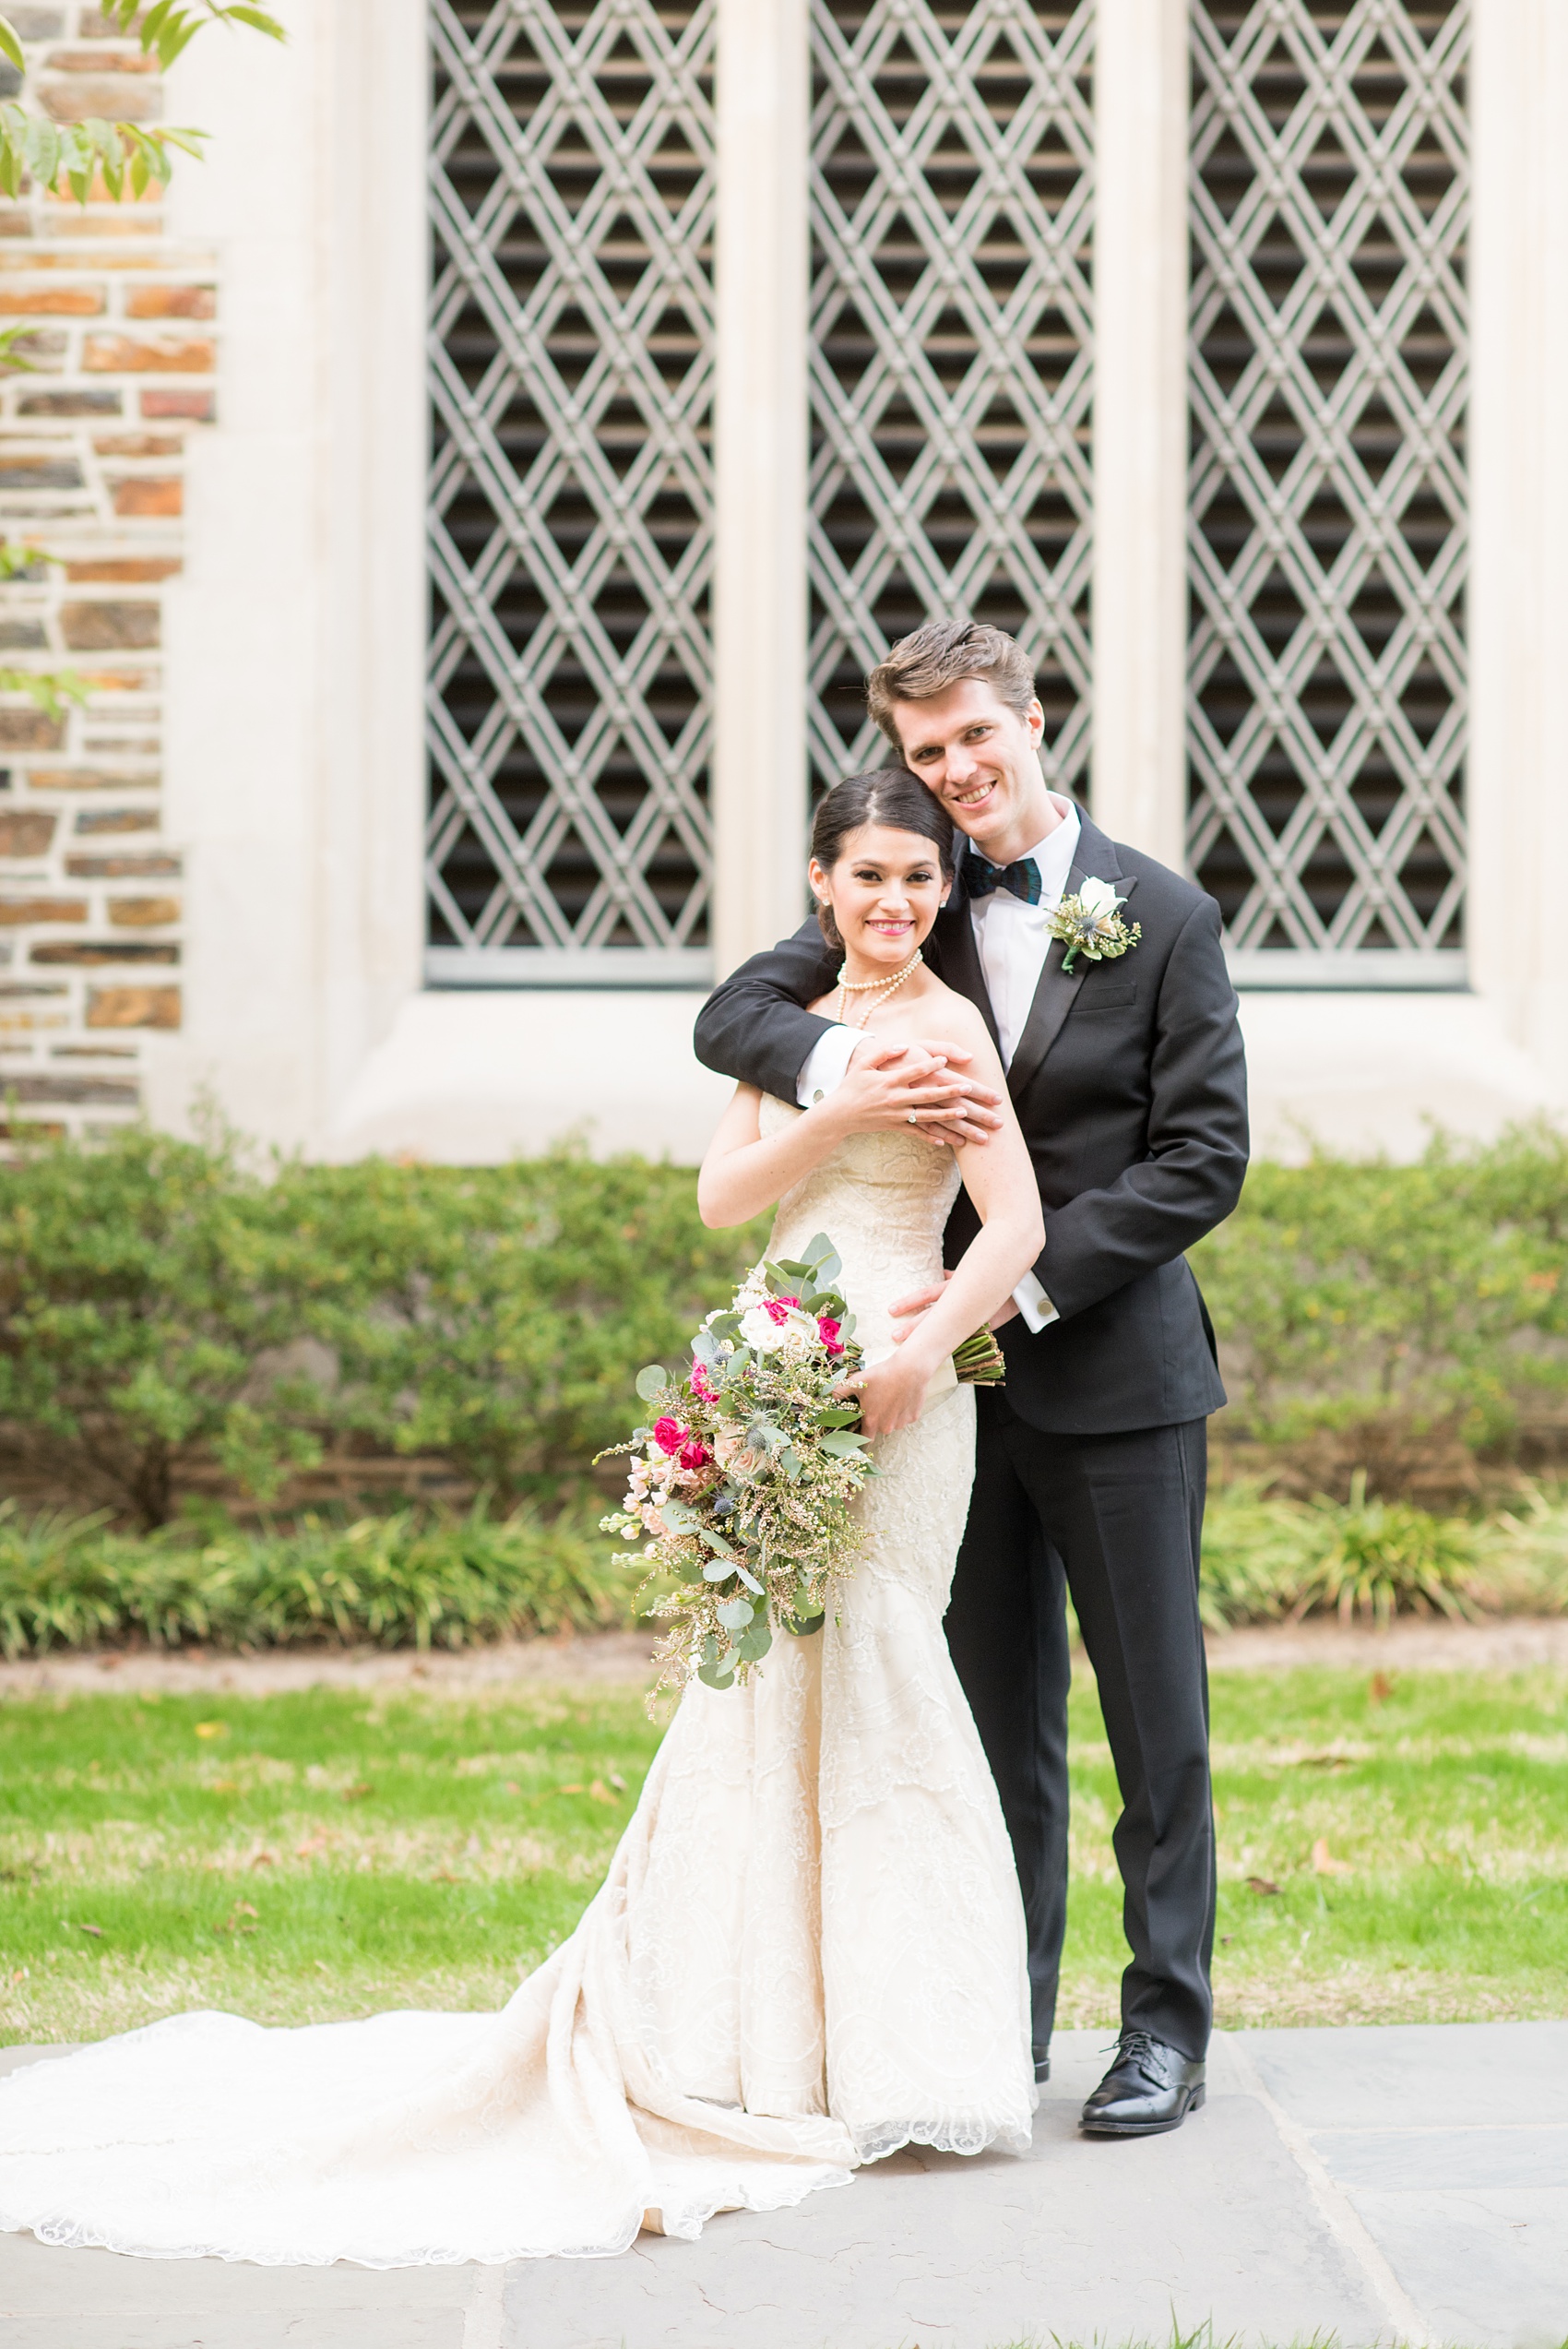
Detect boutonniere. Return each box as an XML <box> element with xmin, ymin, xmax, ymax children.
<box><xmin>1048</xmin><ymin>876</ymin><xmax>1142</xmax><ymax>976</ymax></box>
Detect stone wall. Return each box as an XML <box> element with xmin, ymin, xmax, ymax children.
<box><xmin>0</xmin><ymin>5</ymin><xmax>211</xmax><ymax>1139</ymax></box>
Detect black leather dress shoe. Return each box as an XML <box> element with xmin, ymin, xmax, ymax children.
<box><xmin>1079</xmin><ymin>2032</ymin><xmax>1206</xmax><ymax>2136</ymax></box>
<box><xmin>1033</xmin><ymin>2044</ymin><xmax>1051</xmax><ymax>2085</ymax></box>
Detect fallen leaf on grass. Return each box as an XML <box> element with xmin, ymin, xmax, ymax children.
<box><xmin>1245</xmin><ymin>1876</ymin><xmax>1281</xmax><ymax>1897</ymax></box>
<box><xmin>1369</xmin><ymin>1671</ymin><xmax>1396</xmax><ymax>1703</ymax></box>
<box><xmin>608</xmin><ymin>1772</ymin><xmax>626</xmax><ymax>1793</ymax></box>
<box><xmin>503</xmin><ymin>1782</ymin><xmax>522</xmax><ymax>1795</ymax></box>
<box><xmin>342</xmin><ymin>1783</ymin><xmax>374</xmax><ymax>1802</ymax></box>
<box><xmin>211</xmin><ymin>1780</ymin><xmax>239</xmax><ymax>1795</ymax></box>
<box><xmin>72</xmin><ymin>1921</ymin><xmax>106</xmax><ymax>1938</ymax></box>
<box><xmin>218</xmin><ymin>1902</ymin><xmax>259</xmax><ymax>1935</ymax></box>
<box><xmin>1294</xmin><ymin>1754</ymin><xmax>1353</xmax><ymax>1771</ymax></box>
<box><xmin>1312</xmin><ymin>1837</ymin><xmax>1353</xmax><ymax>1877</ymax></box>
<box><xmin>431</xmin><ymin>1868</ymin><xmax>460</xmax><ymax>1883</ymax></box>
<box><xmin>295</xmin><ymin>1835</ymin><xmax>329</xmax><ymax>1859</ymax></box>
<box><xmin>249</xmin><ymin>1851</ymin><xmax>277</xmax><ymax>1868</ymax></box>
<box><xmin>588</xmin><ymin>1780</ymin><xmax>617</xmax><ymax>1806</ymax></box>
<box><xmin>194</xmin><ymin>1722</ymin><xmax>228</xmax><ymax>1740</ymax></box>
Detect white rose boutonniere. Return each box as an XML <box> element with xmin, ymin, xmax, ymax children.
<box><xmin>1048</xmin><ymin>875</ymin><xmax>1142</xmax><ymax>976</ymax></box>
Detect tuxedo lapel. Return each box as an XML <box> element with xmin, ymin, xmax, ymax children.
<box><xmin>1004</xmin><ymin>817</ymin><xmax>1136</xmax><ymax>1103</ymax></box>
<box><xmin>931</xmin><ymin>865</ymin><xmax>1001</xmax><ymax>1050</ymax></box>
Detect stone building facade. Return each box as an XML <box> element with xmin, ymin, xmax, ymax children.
<box><xmin>1</xmin><ymin>0</ymin><xmax>1565</xmax><ymax>1163</ymax></box>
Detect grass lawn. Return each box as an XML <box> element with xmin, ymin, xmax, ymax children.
<box><xmin>0</xmin><ymin>1664</ymin><xmax>1563</xmax><ymax>2045</ymax></box>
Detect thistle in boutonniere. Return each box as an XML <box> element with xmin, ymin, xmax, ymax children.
<box><xmin>1049</xmin><ymin>876</ymin><xmax>1142</xmax><ymax>976</ymax></box>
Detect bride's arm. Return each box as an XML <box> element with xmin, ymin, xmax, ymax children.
<box><xmin>697</xmin><ymin>1053</ymin><xmax>912</xmax><ymax>1228</ymax></box>
<box><xmin>847</xmin><ymin>1018</ymin><xmax>1043</xmax><ymax>1435</ymax></box>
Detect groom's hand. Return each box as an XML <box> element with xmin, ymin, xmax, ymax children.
<box><xmin>835</xmin><ymin>1039</ymin><xmax>1004</xmax><ymax>1148</ymax></box>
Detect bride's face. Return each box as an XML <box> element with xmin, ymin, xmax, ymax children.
<box><xmin>809</xmin><ymin>823</ymin><xmax>950</xmax><ymax>967</ymax></box>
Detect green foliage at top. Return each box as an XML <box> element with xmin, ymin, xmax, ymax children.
<box><xmin>1188</xmin><ymin>1122</ymin><xmax>1568</xmax><ymax>1451</ymax></box>
<box><xmin>0</xmin><ymin>0</ymin><xmax>283</xmax><ymax>206</ymax></box>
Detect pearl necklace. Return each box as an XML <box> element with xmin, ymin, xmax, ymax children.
<box><xmin>835</xmin><ymin>948</ymin><xmax>922</xmax><ymax>1028</ymax></box>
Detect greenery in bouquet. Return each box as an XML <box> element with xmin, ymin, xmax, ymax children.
<box><xmin>600</xmin><ymin>1234</ymin><xmax>876</xmax><ymax>1702</ymax></box>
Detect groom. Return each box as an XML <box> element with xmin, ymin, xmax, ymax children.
<box><xmin>694</xmin><ymin>619</ymin><xmax>1249</xmax><ymax>2137</ymax></box>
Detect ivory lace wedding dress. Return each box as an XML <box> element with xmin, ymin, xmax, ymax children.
<box><xmin>0</xmin><ymin>1102</ymin><xmax>1034</xmax><ymax>2267</ymax></box>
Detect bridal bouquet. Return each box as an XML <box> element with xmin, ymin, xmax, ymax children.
<box><xmin>600</xmin><ymin>1233</ymin><xmax>874</xmax><ymax>1698</ymax></box>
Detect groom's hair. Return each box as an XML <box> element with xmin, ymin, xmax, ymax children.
<box><xmin>865</xmin><ymin>619</ymin><xmax>1037</xmax><ymax>747</ymax></box>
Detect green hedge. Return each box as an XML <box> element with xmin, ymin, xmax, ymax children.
<box><xmin>4</xmin><ymin>1121</ymin><xmax>1568</xmax><ymax>1526</ymax></box>
<box><xmin>0</xmin><ymin>1127</ymin><xmax>768</xmax><ymax>1525</ymax></box>
<box><xmin>1188</xmin><ymin>1124</ymin><xmax>1568</xmax><ymax>1455</ymax></box>
<box><xmin>0</xmin><ymin>1498</ymin><xmax>631</xmax><ymax>1657</ymax></box>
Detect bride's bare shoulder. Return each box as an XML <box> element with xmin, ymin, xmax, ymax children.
<box><xmin>910</xmin><ymin>978</ymin><xmax>992</xmax><ymax>1054</ymax></box>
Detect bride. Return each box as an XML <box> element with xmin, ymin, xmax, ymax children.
<box><xmin>0</xmin><ymin>769</ymin><xmax>1046</xmax><ymax>2268</ymax></box>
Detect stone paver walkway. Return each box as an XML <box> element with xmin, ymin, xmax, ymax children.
<box><xmin>1</xmin><ymin>2021</ymin><xmax>1563</xmax><ymax>2348</ymax></box>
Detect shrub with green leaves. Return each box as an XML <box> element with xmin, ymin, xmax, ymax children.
<box><xmin>0</xmin><ymin>1127</ymin><xmax>327</xmax><ymax>1527</ymax></box>
<box><xmin>1189</xmin><ymin>1122</ymin><xmax>1568</xmax><ymax>1458</ymax></box>
<box><xmin>0</xmin><ymin>1498</ymin><xmax>631</xmax><ymax>1659</ymax></box>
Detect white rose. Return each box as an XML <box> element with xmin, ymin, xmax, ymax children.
<box><xmin>1076</xmin><ymin>876</ymin><xmax>1125</xmax><ymax>923</ymax></box>
<box><xmin>740</xmin><ymin>1304</ymin><xmax>784</xmax><ymax>1353</ymax></box>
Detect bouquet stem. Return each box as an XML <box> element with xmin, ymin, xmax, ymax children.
<box><xmin>953</xmin><ymin>1326</ymin><xmax>1006</xmax><ymax>1386</ymax></box>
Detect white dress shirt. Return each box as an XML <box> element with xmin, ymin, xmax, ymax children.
<box><xmin>796</xmin><ymin>794</ymin><xmax>1080</xmax><ymax>1333</ymax></box>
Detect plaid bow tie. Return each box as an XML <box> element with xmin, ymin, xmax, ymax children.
<box><xmin>965</xmin><ymin>851</ymin><xmax>1042</xmax><ymax>906</ymax></box>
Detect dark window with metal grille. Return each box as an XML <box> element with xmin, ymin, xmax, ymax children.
<box><xmin>427</xmin><ymin>0</ymin><xmax>716</xmax><ymax>984</ymax></box>
<box><xmin>1188</xmin><ymin>0</ymin><xmax>1469</xmax><ymax>985</ymax></box>
<box><xmin>808</xmin><ymin>1</ymin><xmax>1094</xmax><ymax>794</ymax></box>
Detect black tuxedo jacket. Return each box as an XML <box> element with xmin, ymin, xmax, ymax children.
<box><xmin>693</xmin><ymin>814</ymin><xmax>1250</xmax><ymax>1435</ymax></box>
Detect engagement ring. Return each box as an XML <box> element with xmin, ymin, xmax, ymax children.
<box><xmin>907</xmin><ymin>1111</ymin><xmax>919</xmax><ymax>1125</ymax></box>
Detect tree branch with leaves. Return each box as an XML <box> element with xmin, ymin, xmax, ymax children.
<box><xmin>0</xmin><ymin>3</ymin><xmax>284</xmax><ymax>205</ymax></box>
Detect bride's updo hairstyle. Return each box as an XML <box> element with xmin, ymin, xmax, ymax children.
<box><xmin>811</xmin><ymin>769</ymin><xmax>955</xmax><ymax>952</ymax></box>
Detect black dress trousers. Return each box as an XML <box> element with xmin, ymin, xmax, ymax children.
<box><xmin>944</xmin><ymin>1389</ymin><xmax>1217</xmax><ymax>2063</ymax></box>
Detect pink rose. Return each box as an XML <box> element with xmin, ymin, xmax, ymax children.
<box><xmin>816</xmin><ymin>1316</ymin><xmax>844</xmax><ymax>1355</ymax></box>
<box><xmin>761</xmin><ymin>1294</ymin><xmax>800</xmax><ymax>1324</ymax></box>
<box><xmin>652</xmin><ymin>1416</ymin><xmax>685</xmax><ymax>1455</ymax></box>
<box><xmin>689</xmin><ymin>1363</ymin><xmax>717</xmax><ymax>1401</ymax></box>
<box><xmin>679</xmin><ymin>1437</ymin><xmax>711</xmax><ymax>1471</ymax></box>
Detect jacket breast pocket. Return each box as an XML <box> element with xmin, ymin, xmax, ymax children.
<box><xmin>1075</xmin><ymin>978</ymin><xmax>1138</xmax><ymax>1014</ymax></box>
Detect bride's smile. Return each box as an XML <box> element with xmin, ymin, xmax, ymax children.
<box><xmin>808</xmin><ymin>821</ymin><xmax>951</xmax><ymax>983</ymax></box>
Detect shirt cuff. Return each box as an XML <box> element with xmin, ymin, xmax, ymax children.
<box><xmin>1013</xmin><ymin>1268</ymin><xmax>1058</xmax><ymax>1332</ymax></box>
<box><xmin>796</xmin><ymin>1023</ymin><xmax>860</xmax><ymax>1108</ymax></box>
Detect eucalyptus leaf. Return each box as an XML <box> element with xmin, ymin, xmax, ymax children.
<box><xmin>820</xmin><ymin>1431</ymin><xmax>869</xmax><ymax>1459</ymax></box>
<box><xmin>635</xmin><ymin>1365</ymin><xmax>668</xmax><ymax>1401</ymax></box>
<box><xmin>778</xmin><ymin>1446</ymin><xmax>802</xmax><ymax>1481</ymax></box>
<box><xmin>697</xmin><ymin>1526</ymin><xmax>733</xmax><ymax>1557</ymax></box>
<box><xmin>697</xmin><ymin>1658</ymin><xmax>735</xmax><ymax>1691</ymax></box>
<box><xmin>737</xmin><ymin>1619</ymin><xmax>772</xmax><ymax>1663</ymax></box>
<box><xmin>701</xmin><ymin>1556</ymin><xmax>732</xmax><ymax>1582</ymax></box>
<box><xmin>735</xmin><ymin>1563</ymin><xmax>764</xmax><ymax>1596</ymax></box>
<box><xmin>716</xmin><ymin>1596</ymin><xmax>754</xmax><ymax>1631</ymax></box>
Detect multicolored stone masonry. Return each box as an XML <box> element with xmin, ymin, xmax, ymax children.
<box><xmin>0</xmin><ymin>6</ymin><xmax>209</xmax><ymax>1136</ymax></box>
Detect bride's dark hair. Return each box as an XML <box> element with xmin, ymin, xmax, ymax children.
<box><xmin>810</xmin><ymin>769</ymin><xmax>955</xmax><ymax>952</ymax></box>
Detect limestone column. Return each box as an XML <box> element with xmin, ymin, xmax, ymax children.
<box><xmin>711</xmin><ymin>0</ymin><xmax>812</xmax><ymax>977</ymax></box>
<box><xmin>1088</xmin><ymin>0</ymin><xmax>1190</xmax><ymax>871</ymax></box>
<box><xmin>1468</xmin><ymin>0</ymin><xmax>1568</xmax><ymax>1093</ymax></box>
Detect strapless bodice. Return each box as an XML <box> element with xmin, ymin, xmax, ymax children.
<box><xmin>758</xmin><ymin>1094</ymin><xmax>963</xmax><ymax>1377</ymax></box>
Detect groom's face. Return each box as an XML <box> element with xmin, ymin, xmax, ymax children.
<box><xmin>889</xmin><ymin>677</ymin><xmax>1050</xmax><ymax>854</ymax></box>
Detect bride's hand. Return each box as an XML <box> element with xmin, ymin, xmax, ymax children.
<box><xmin>834</xmin><ymin>1348</ymin><xmax>936</xmax><ymax>1437</ymax></box>
<box><xmin>826</xmin><ymin>1039</ymin><xmax>1003</xmax><ymax>1149</ymax></box>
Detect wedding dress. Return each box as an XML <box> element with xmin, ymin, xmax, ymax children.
<box><xmin>0</xmin><ymin>1102</ymin><xmax>1034</xmax><ymax>2266</ymax></box>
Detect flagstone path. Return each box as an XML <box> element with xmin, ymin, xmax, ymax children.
<box><xmin>1</xmin><ymin>2021</ymin><xmax>1563</xmax><ymax>2348</ymax></box>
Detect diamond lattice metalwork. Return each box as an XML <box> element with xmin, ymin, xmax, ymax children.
<box><xmin>1187</xmin><ymin>0</ymin><xmax>1469</xmax><ymax>982</ymax></box>
<box><xmin>808</xmin><ymin>1</ymin><xmax>1095</xmax><ymax>795</ymax></box>
<box><xmin>426</xmin><ymin>0</ymin><xmax>716</xmax><ymax>984</ymax></box>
